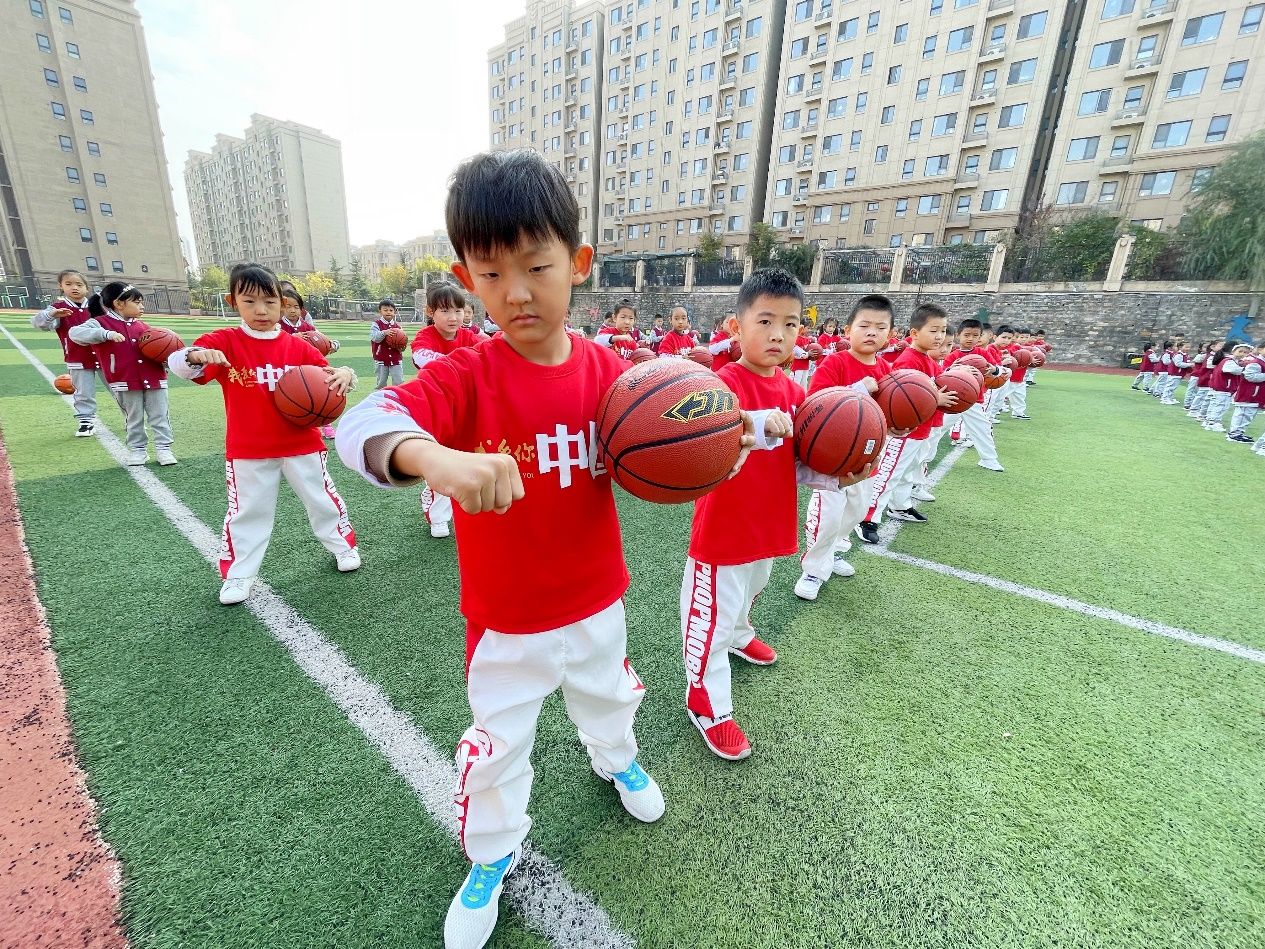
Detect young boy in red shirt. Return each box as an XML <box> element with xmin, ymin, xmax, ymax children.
<box><xmin>656</xmin><ymin>305</ymin><xmax>698</xmax><ymax>356</ymax></box>
<box><xmin>168</xmin><ymin>264</ymin><xmax>359</xmax><ymax>605</ymax></box>
<box><xmin>337</xmin><ymin>151</ymin><xmax>690</xmax><ymax>949</ymax></box>
<box><xmin>857</xmin><ymin>304</ymin><xmax>958</xmax><ymax>540</ymax></box>
<box><xmin>943</xmin><ymin>319</ymin><xmax>1006</xmax><ymax>471</ymax></box>
<box><xmin>705</xmin><ymin>311</ymin><xmax>738</xmax><ymax>371</ymax></box>
<box><xmin>795</xmin><ymin>294</ymin><xmax>895</xmax><ymax>600</ymax></box>
<box><xmin>593</xmin><ymin>300</ymin><xmax>640</xmax><ymax>360</ymax></box>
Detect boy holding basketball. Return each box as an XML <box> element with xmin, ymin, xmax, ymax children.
<box><xmin>594</xmin><ymin>300</ymin><xmax>640</xmax><ymax>360</ymax></box>
<box><xmin>335</xmin><ymin>151</ymin><xmax>679</xmax><ymax>949</ymax></box>
<box><xmin>369</xmin><ymin>300</ymin><xmax>405</xmax><ymax>389</ymax></box>
<box><xmin>657</xmin><ymin>305</ymin><xmax>698</xmax><ymax>356</ymax></box>
<box><xmin>943</xmin><ymin>319</ymin><xmax>1005</xmax><ymax>472</ymax></box>
<box><xmin>32</xmin><ymin>269</ymin><xmax>100</xmax><ymax>437</ymax></box>
<box><xmin>168</xmin><ymin>263</ymin><xmax>359</xmax><ymax>605</ymax></box>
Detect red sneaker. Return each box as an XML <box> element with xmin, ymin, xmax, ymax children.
<box><xmin>689</xmin><ymin>712</ymin><xmax>751</xmax><ymax>761</ymax></box>
<box><xmin>729</xmin><ymin>636</ymin><xmax>777</xmax><ymax>665</ymax></box>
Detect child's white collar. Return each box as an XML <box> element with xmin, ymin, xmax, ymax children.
<box><xmin>239</xmin><ymin>321</ymin><xmax>281</xmax><ymax>340</ymax></box>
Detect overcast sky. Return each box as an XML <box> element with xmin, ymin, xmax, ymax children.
<box><xmin>137</xmin><ymin>0</ymin><xmax>527</xmax><ymax>266</ymax></box>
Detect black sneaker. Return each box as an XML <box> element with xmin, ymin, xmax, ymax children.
<box><xmin>889</xmin><ymin>508</ymin><xmax>928</xmax><ymax>524</ymax></box>
<box><xmin>1012</xmin><ymin>414</ymin><xmax>1032</xmax><ymax>420</ymax></box>
<box><xmin>1026</xmin><ymin>380</ymin><xmax>1036</xmax><ymax>386</ymax></box>
<box><xmin>854</xmin><ymin>520</ymin><xmax>880</xmax><ymax>544</ymax></box>
<box><xmin>75</xmin><ymin>420</ymin><xmax>94</xmax><ymax>437</ymax></box>
<box><xmin>1227</xmin><ymin>433</ymin><xmax>1253</xmax><ymax>443</ymax></box>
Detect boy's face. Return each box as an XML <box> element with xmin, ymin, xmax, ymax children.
<box><xmin>463</xmin><ymin>306</ymin><xmax>474</xmax><ymax>326</ymax></box>
<box><xmin>958</xmin><ymin>326</ymin><xmax>982</xmax><ymax>348</ymax></box>
<box><xmin>613</xmin><ymin>308</ymin><xmax>635</xmax><ymax>332</ymax></box>
<box><xmin>981</xmin><ymin>328</ymin><xmax>994</xmax><ymax>343</ymax></box>
<box><xmin>60</xmin><ymin>274</ymin><xmax>88</xmax><ymax>301</ymax></box>
<box><xmin>231</xmin><ymin>286</ymin><xmax>281</xmax><ymax>332</ymax></box>
<box><xmin>670</xmin><ymin>308</ymin><xmax>690</xmax><ymax>332</ymax></box>
<box><xmin>845</xmin><ymin>308</ymin><xmax>892</xmax><ymax>356</ymax></box>
<box><xmin>281</xmin><ymin>299</ymin><xmax>302</xmax><ymax>321</ymax></box>
<box><xmin>653</xmin><ymin>317</ymin><xmax>664</xmax><ymax>327</ymax></box>
<box><xmin>911</xmin><ymin>316</ymin><xmax>948</xmax><ymax>352</ymax></box>
<box><xmin>735</xmin><ymin>294</ymin><xmax>800</xmax><ymax>371</ymax></box>
<box><xmin>995</xmin><ymin>331</ymin><xmax>1014</xmax><ymax>347</ymax></box>
<box><xmin>451</xmin><ymin>236</ymin><xmax>593</xmax><ymax>351</ymax></box>
<box><xmin>379</xmin><ymin>305</ymin><xmax>397</xmax><ymax>322</ymax></box>
<box><xmin>430</xmin><ymin>304</ymin><xmax>464</xmax><ymax>337</ymax></box>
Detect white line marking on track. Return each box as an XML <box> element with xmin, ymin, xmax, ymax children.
<box><xmin>2</xmin><ymin>323</ymin><xmax>635</xmax><ymax>949</ymax></box>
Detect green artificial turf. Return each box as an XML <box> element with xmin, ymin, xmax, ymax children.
<box><xmin>2</xmin><ymin>315</ymin><xmax>1263</xmax><ymax>949</ymax></box>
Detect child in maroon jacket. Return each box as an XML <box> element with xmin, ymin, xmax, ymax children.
<box><xmin>32</xmin><ymin>269</ymin><xmax>99</xmax><ymax>436</ymax></box>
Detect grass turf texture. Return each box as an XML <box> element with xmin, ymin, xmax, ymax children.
<box><xmin>1</xmin><ymin>314</ymin><xmax>1263</xmax><ymax>948</ymax></box>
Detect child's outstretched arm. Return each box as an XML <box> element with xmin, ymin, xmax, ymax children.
<box><xmin>68</xmin><ymin>320</ymin><xmax>123</xmax><ymax>346</ymax></box>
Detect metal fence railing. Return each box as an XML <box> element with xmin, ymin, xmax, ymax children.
<box><xmin>901</xmin><ymin>244</ymin><xmax>992</xmax><ymax>284</ymax></box>
<box><xmin>643</xmin><ymin>255</ymin><xmax>687</xmax><ymax>288</ymax></box>
<box><xmin>602</xmin><ymin>259</ymin><xmax>637</xmax><ymax>290</ymax></box>
<box><xmin>819</xmin><ymin>249</ymin><xmax>897</xmax><ymax>286</ymax></box>
<box><xmin>694</xmin><ymin>258</ymin><xmax>745</xmax><ymax>286</ymax></box>
<box><xmin>1002</xmin><ymin>244</ymin><xmax>1111</xmax><ymax>283</ymax></box>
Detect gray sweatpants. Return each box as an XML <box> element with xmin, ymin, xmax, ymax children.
<box><xmin>1183</xmin><ymin>382</ymin><xmax>1201</xmax><ymax>410</ymax></box>
<box><xmin>1229</xmin><ymin>404</ymin><xmax>1259</xmax><ymax>437</ymax></box>
<box><xmin>112</xmin><ymin>388</ymin><xmax>173</xmax><ymax>450</ymax></box>
<box><xmin>374</xmin><ymin>361</ymin><xmax>404</xmax><ymax>389</ymax></box>
<box><xmin>70</xmin><ymin>367</ymin><xmax>100</xmax><ymax>421</ymax></box>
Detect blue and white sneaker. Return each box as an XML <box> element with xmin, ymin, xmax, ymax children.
<box><xmin>592</xmin><ymin>758</ymin><xmax>665</xmax><ymax>823</ymax></box>
<box><xmin>443</xmin><ymin>848</ymin><xmax>519</xmax><ymax>949</ymax></box>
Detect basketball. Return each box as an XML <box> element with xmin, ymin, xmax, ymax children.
<box><xmin>955</xmin><ymin>364</ymin><xmax>986</xmax><ymax>387</ymax></box>
<box><xmin>873</xmin><ymin>368</ymin><xmax>939</xmax><ymax>430</ymax></box>
<box><xmin>955</xmin><ymin>353</ymin><xmax>990</xmax><ymax>374</ymax></box>
<box><xmin>837</xmin><ymin>338</ymin><xmax>851</xmax><ymax>351</ymax></box>
<box><xmin>935</xmin><ymin>369</ymin><xmax>981</xmax><ymax>414</ymax></box>
<box><xmin>53</xmin><ymin>373</ymin><xmax>75</xmax><ymax>395</ymax></box>
<box><xmin>629</xmin><ymin>347</ymin><xmax>655</xmax><ymax>364</ymax></box>
<box><xmin>300</xmin><ymin>330</ymin><xmax>334</xmax><ymax>355</ymax></box>
<box><xmin>385</xmin><ymin>327</ymin><xmax>408</xmax><ymax>349</ymax></box>
<box><xmin>137</xmin><ymin>327</ymin><xmax>184</xmax><ymax>365</ymax></box>
<box><xmin>273</xmin><ymin>365</ymin><xmax>346</xmax><ymax>428</ymax></box>
<box><xmin>794</xmin><ymin>386</ymin><xmax>887</xmax><ymax>477</ymax></box>
<box><xmin>1029</xmin><ymin>348</ymin><xmax>1046</xmax><ymax>367</ymax></box>
<box><xmin>806</xmin><ymin>342</ymin><xmax>824</xmax><ymax>360</ymax></box>
<box><xmin>687</xmin><ymin>346</ymin><xmax>713</xmax><ymax>368</ymax></box>
<box><xmin>983</xmin><ymin>367</ymin><xmax>1009</xmax><ymax>390</ymax></box>
<box><xmin>596</xmin><ymin>359</ymin><xmax>744</xmax><ymax>504</ymax></box>
<box><xmin>728</xmin><ymin>337</ymin><xmax>742</xmax><ymax>360</ymax></box>
<box><xmin>1011</xmin><ymin>348</ymin><xmax>1033</xmax><ymax>368</ymax></box>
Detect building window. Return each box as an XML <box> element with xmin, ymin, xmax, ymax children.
<box><xmin>1016</xmin><ymin>11</ymin><xmax>1047</xmax><ymax>39</ymax></box>
<box><xmin>895</xmin><ymin>23</ymin><xmax>909</xmax><ymax>43</ymax></box>
<box><xmin>1078</xmin><ymin>89</ymin><xmax>1111</xmax><ymax>115</ymax></box>
<box><xmin>1152</xmin><ymin>121</ymin><xmax>1191</xmax><ymax>148</ymax></box>
<box><xmin>79</xmin><ymin>227</ymin><xmax>92</xmax><ymax>242</ymax></box>
<box><xmin>79</xmin><ymin>109</ymin><xmax>93</xmax><ymax>124</ymax></box>
<box><xmin>65</xmin><ymin>41</ymin><xmax>79</xmax><ymax>58</ymax></box>
<box><xmin>1110</xmin><ymin>134</ymin><xmax>1130</xmax><ymax>157</ymax></box>
<box><xmin>839</xmin><ymin>17</ymin><xmax>858</xmax><ymax>40</ymax></box>
<box><xmin>65</xmin><ymin>166</ymin><xmax>79</xmax><ymax>182</ymax></box>
<box><xmin>1099</xmin><ymin>181</ymin><xmax>1119</xmax><ymax>203</ymax></box>
<box><xmin>106</xmin><ymin>231</ymin><xmax>118</xmax><ymax>245</ymax></box>
<box><xmin>915</xmin><ymin>78</ymin><xmax>929</xmax><ymax>101</ymax></box>
<box><xmin>58</xmin><ymin>6</ymin><xmax>72</xmax><ymax>23</ymax></box>
<box><xmin>1101</xmin><ymin>0</ymin><xmax>1135</xmax><ymax>18</ymax></box>
<box><xmin>939</xmin><ymin>71</ymin><xmax>965</xmax><ymax>95</ymax></box>
<box><xmin>1139</xmin><ymin>171</ymin><xmax>1175</xmax><ymax>196</ymax></box>
<box><xmin>917</xmin><ymin>195</ymin><xmax>942</xmax><ymax>214</ymax></box>
<box><xmin>932</xmin><ymin>113</ymin><xmax>957</xmax><ymax>136</ymax></box>
<box><xmin>73</xmin><ymin>76</ymin><xmax>87</xmax><ymax>92</ymax></box>
<box><xmin>36</xmin><ymin>33</ymin><xmax>51</xmax><ymax>52</ymax></box>
<box><xmin>908</xmin><ymin>119</ymin><xmax>923</xmax><ymax>141</ymax></box>
<box><xmin>50</xmin><ymin>101</ymin><xmax>66</xmax><ymax>119</ymax></box>
<box><xmin>72</xmin><ymin>197</ymin><xmax>86</xmax><ymax>212</ymax></box>
<box><xmin>93</xmin><ymin>172</ymin><xmax>106</xmax><ymax>186</ymax></box>
<box><xmin>925</xmin><ymin>154</ymin><xmax>950</xmax><ymax>175</ymax></box>
<box><xmin>875</xmin><ymin>145</ymin><xmax>889</xmax><ymax>162</ymax></box>
<box><xmin>1190</xmin><ymin>168</ymin><xmax>1213</xmax><ymax>192</ymax></box>
<box><xmin>1166</xmin><ymin>68</ymin><xmax>1207</xmax><ymax>99</ymax></box>
<box><xmin>112</xmin><ymin>261</ymin><xmax>124</xmax><ymax>273</ymax></box>
<box><xmin>861</xmin><ymin>52</ymin><xmax>874</xmax><ymax>75</ymax></box>
<box><xmin>1243</xmin><ymin>4</ymin><xmax>1263</xmax><ymax>33</ymax></box>
<box><xmin>1181</xmin><ymin>12</ymin><xmax>1224</xmax><ymax>45</ymax></box>
<box><xmin>881</xmin><ymin>105</ymin><xmax>895</xmax><ymax>124</ymax></box>
<box><xmin>85</xmin><ymin>256</ymin><xmax>99</xmax><ymax>271</ymax></box>
<box><xmin>1089</xmin><ymin>40</ymin><xmax>1124</xmax><ymax>68</ymax></box>
<box><xmin>1055</xmin><ymin>181</ymin><xmax>1088</xmax><ymax>204</ymax></box>
<box><xmin>863</xmin><ymin>218</ymin><xmax>876</xmax><ymax>235</ymax></box>
<box><xmin>746</xmin><ymin>17</ymin><xmax>762</xmax><ymax>38</ymax></box>
<box><xmin>947</xmin><ymin>26</ymin><xmax>973</xmax><ymax>52</ymax></box>
<box><xmin>99</xmin><ymin>203</ymin><xmax>112</xmax><ymax>215</ymax></box>
<box><xmin>30</xmin><ymin>0</ymin><xmax>45</xmax><ymax>17</ymax></box>
<box><xmin>901</xmin><ymin>159</ymin><xmax>914</xmax><ymax>180</ymax></box>
<box><xmin>980</xmin><ymin>189</ymin><xmax>1009</xmax><ymax>211</ymax></box>
<box><xmin>998</xmin><ymin>103</ymin><xmax>1027</xmax><ymax>128</ymax></box>
<box><xmin>58</xmin><ymin>134</ymin><xmax>73</xmax><ymax>151</ymax></box>
<box><xmin>1206</xmin><ymin>114</ymin><xmax>1230</xmax><ymax>143</ymax></box>
<box><xmin>1067</xmin><ymin>136</ymin><xmax>1099</xmax><ymax>160</ymax></box>
<box><xmin>1008</xmin><ymin>58</ymin><xmax>1037</xmax><ymax>84</ymax></box>
<box><xmin>1222</xmin><ymin>60</ymin><xmax>1247</xmax><ymax>90</ymax></box>
<box><xmin>888</xmin><ymin>65</ymin><xmax>902</xmax><ymax>84</ymax></box>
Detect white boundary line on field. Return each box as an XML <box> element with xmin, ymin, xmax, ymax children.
<box><xmin>869</xmin><ymin>423</ymin><xmax>1265</xmax><ymax>665</ymax></box>
<box><xmin>1</xmin><ymin>323</ymin><xmax>635</xmax><ymax>949</ymax></box>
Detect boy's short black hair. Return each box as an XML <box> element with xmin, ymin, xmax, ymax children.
<box><xmin>981</xmin><ymin>322</ymin><xmax>993</xmax><ymax>331</ymax></box>
<box><xmin>957</xmin><ymin>318</ymin><xmax>983</xmax><ymax>333</ymax></box>
<box><xmin>426</xmin><ymin>282</ymin><xmax>466</xmax><ymax>311</ymax></box>
<box><xmin>736</xmin><ymin>267</ymin><xmax>805</xmax><ymax>314</ymax></box>
<box><xmin>995</xmin><ymin>324</ymin><xmax>1014</xmax><ymax>334</ymax></box>
<box><xmin>229</xmin><ymin>263</ymin><xmax>280</xmax><ymax>299</ymax></box>
<box><xmin>846</xmin><ymin>293</ymin><xmax>893</xmax><ymax>326</ymax></box>
<box><xmin>910</xmin><ymin>303</ymin><xmax>948</xmax><ymax>330</ymax></box>
<box><xmin>378</xmin><ymin>299</ymin><xmax>396</xmax><ymax>311</ymax></box>
<box><xmin>281</xmin><ymin>287</ymin><xmax>306</xmax><ymax>310</ymax></box>
<box><xmin>447</xmin><ymin>150</ymin><xmax>579</xmax><ymax>261</ymax></box>
<box><xmin>614</xmin><ymin>299</ymin><xmax>637</xmax><ymax>318</ymax></box>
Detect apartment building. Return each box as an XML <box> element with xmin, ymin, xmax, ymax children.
<box><xmin>351</xmin><ymin>240</ymin><xmax>402</xmax><ymax>282</ymax></box>
<box><xmin>489</xmin><ymin>0</ymin><xmax>607</xmax><ymax>245</ymax></box>
<box><xmin>403</xmin><ymin>230</ymin><xmax>455</xmax><ymax>262</ymax></box>
<box><xmin>1040</xmin><ymin>0</ymin><xmax>1265</xmax><ymax>230</ymax></box>
<box><xmin>0</xmin><ymin>0</ymin><xmax>185</xmax><ymax>300</ymax></box>
<box><xmin>184</xmin><ymin>114</ymin><xmax>350</xmax><ymax>275</ymax></box>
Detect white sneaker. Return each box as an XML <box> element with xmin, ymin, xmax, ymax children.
<box><xmin>832</xmin><ymin>558</ymin><xmax>856</xmax><ymax>578</ymax></box>
<box><xmin>978</xmin><ymin>459</ymin><xmax>1005</xmax><ymax>472</ymax></box>
<box><xmin>430</xmin><ymin>521</ymin><xmax>451</xmax><ymax>538</ymax></box>
<box><xmin>1204</xmin><ymin>422</ymin><xmax>1225</xmax><ymax>432</ymax></box>
<box><xmin>126</xmin><ymin>448</ymin><xmax>148</xmax><ymax>466</ymax></box>
<box><xmin>958</xmin><ymin>439</ymin><xmax>974</xmax><ymax>449</ymax></box>
<box><xmin>444</xmin><ymin>849</ymin><xmax>520</xmax><ymax>949</ymax></box>
<box><xmin>156</xmin><ymin>448</ymin><xmax>178</xmax><ymax>466</ymax></box>
<box><xmin>832</xmin><ymin>538</ymin><xmax>852</xmax><ymax>555</ymax></box>
<box><xmin>592</xmin><ymin>759</ymin><xmax>665</xmax><ymax>822</ymax></box>
<box><xmin>335</xmin><ymin>548</ymin><xmax>361</xmax><ymax>572</ymax></box>
<box><xmin>219</xmin><ymin>577</ymin><xmax>254</xmax><ymax>605</ymax></box>
<box><xmin>794</xmin><ymin>573</ymin><xmax>824</xmax><ymax>601</ymax></box>
<box><xmin>911</xmin><ymin>487</ymin><xmax>936</xmax><ymax>502</ymax></box>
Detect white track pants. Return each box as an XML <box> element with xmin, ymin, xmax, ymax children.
<box><xmin>865</xmin><ymin>435</ymin><xmax>925</xmax><ymax>523</ymax></box>
<box><xmin>680</xmin><ymin>557</ymin><xmax>772</xmax><ymax>722</ymax></box>
<box><xmin>1133</xmin><ymin>371</ymin><xmax>1152</xmax><ymax>389</ymax></box>
<box><xmin>1188</xmin><ymin>386</ymin><xmax>1211</xmax><ymax>416</ymax></box>
<box><xmin>917</xmin><ymin>424</ymin><xmax>948</xmax><ymax>488</ymax></box>
<box><xmin>1158</xmin><ymin>374</ymin><xmax>1181</xmax><ymax>400</ymax></box>
<box><xmin>802</xmin><ymin>481</ymin><xmax>870</xmax><ymax>579</ymax></box>
<box><xmin>792</xmin><ymin>368</ymin><xmax>810</xmax><ymax>389</ymax></box>
<box><xmin>1202</xmin><ymin>391</ymin><xmax>1233</xmax><ymax>425</ymax></box>
<box><xmin>69</xmin><ymin>367</ymin><xmax>99</xmax><ymax>421</ymax></box>
<box><xmin>1004</xmin><ymin>380</ymin><xmax>1028</xmax><ymax>416</ymax></box>
<box><xmin>1229</xmin><ymin>404</ymin><xmax>1260</xmax><ymax>436</ymax></box>
<box><xmin>1184</xmin><ymin>382</ymin><xmax>1202</xmax><ymax>410</ymax></box>
<box><xmin>112</xmin><ymin>388</ymin><xmax>173</xmax><ymax>451</ymax></box>
<box><xmin>455</xmin><ymin>599</ymin><xmax>643</xmax><ymax>863</ymax></box>
<box><xmin>957</xmin><ymin>403</ymin><xmax>999</xmax><ymax>465</ymax></box>
<box><xmin>219</xmin><ymin>451</ymin><xmax>356</xmax><ymax>579</ymax></box>
<box><xmin>421</xmin><ymin>485</ymin><xmax>453</xmax><ymax>527</ymax></box>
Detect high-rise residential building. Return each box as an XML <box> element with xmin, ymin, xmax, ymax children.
<box><xmin>1041</xmin><ymin>0</ymin><xmax>1265</xmax><ymax>231</ymax></box>
<box><xmin>402</xmin><ymin>230</ymin><xmax>455</xmax><ymax>262</ymax></box>
<box><xmin>0</xmin><ymin>0</ymin><xmax>186</xmax><ymax>304</ymax></box>
<box><xmin>351</xmin><ymin>239</ymin><xmax>402</xmax><ymax>282</ymax></box>
<box><xmin>489</xmin><ymin>0</ymin><xmax>607</xmax><ymax>245</ymax></box>
<box><xmin>184</xmin><ymin>114</ymin><xmax>350</xmax><ymax>276</ymax></box>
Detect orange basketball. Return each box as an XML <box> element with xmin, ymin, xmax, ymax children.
<box><xmin>299</xmin><ymin>330</ymin><xmax>334</xmax><ymax>355</ymax></box>
<box><xmin>955</xmin><ymin>354</ymin><xmax>990</xmax><ymax>374</ymax></box>
<box><xmin>983</xmin><ymin>367</ymin><xmax>1008</xmax><ymax>390</ymax></box>
<box><xmin>837</xmin><ymin>338</ymin><xmax>852</xmax><ymax>351</ymax></box>
<box><xmin>794</xmin><ymin>386</ymin><xmax>887</xmax><ymax>477</ymax></box>
<box><xmin>727</xmin><ymin>337</ymin><xmax>743</xmax><ymax>360</ymax></box>
<box><xmin>954</xmin><ymin>364</ymin><xmax>986</xmax><ymax>387</ymax></box>
<box><xmin>687</xmin><ymin>346</ymin><xmax>713</xmax><ymax>368</ymax></box>
<box><xmin>629</xmin><ymin>347</ymin><xmax>655</xmax><ymax>364</ymax></box>
<box><xmin>137</xmin><ymin>327</ymin><xmax>184</xmax><ymax>365</ymax></box>
<box><xmin>53</xmin><ymin>373</ymin><xmax>76</xmax><ymax>395</ymax></box>
<box><xmin>273</xmin><ymin>365</ymin><xmax>346</xmax><ymax>428</ymax></box>
<box><xmin>1029</xmin><ymin>348</ymin><xmax>1046</xmax><ymax>367</ymax></box>
<box><xmin>806</xmin><ymin>342</ymin><xmax>824</xmax><ymax>361</ymax></box>
<box><xmin>385</xmin><ymin>327</ymin><xmax>408</xmax><ymax>349</ymax></box>
<box><xmin>935</xmin><ymin>369</ymin><xmax>981</xmax><ymax>414</ymax></box>
<box><xmin>1011</xmin><ymin>348</ymin><xmax>1033</xmax><ymax>368</ymax></box>
<box><xmin>873</xmin><ymin>368</ymin><xmax>939</xmax><ymax>430</ymax></box>
<box><xmin>596</xmin><ymin>359</ymin><xmax>743</xmax><ymax>504</ymax></box>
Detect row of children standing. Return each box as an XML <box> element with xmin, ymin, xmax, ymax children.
<box><xmin>1132</xmin><ymin>339</ymin><xmax>1265</xmax><ymax>455</ymax></box>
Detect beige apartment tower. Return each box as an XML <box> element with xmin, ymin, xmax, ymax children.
<box><xmin>184</xmin><ymin>114</ymin><xmax>351</xmax><ymax>276</ymax></box>
<box><xmin>0</xmin><ymin>0</ymin><xmax>186</xmax><ymax>305</ymax></box>
<box><xmin>489</xmin><ymin>0</ymin><xmax>607</xmax><ymax>246</ymax></box>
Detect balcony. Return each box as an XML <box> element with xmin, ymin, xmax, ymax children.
<box><xmin>961</xmin><ymin>131</ymin><xmax>989</xmax><ymax>148</ymax></box>
<box><xmin>717</xmin><ymin>108</ymin><xmax>735</xmax><ymax>121</ymax></box>
<box><xmin>793</xmin><ymin>194</ymin><xmax>809</xmax><ymax>205</ymax></box>
<box><xmin>713</xmin><ymin>170</ymin><xmax>728</xmax><ymax>182</ymax></box>
<box><xmin>815</xmin><ymin>8</ymin><xmax>833</xmax><ymax>24</ymax></box>
<box><xmin>565</xmin><ymin>91</ymin><xmax>577</xmax><ymax>105</ymax></box>
<box><xmin>1139</xmin><ymin>0</ymin><xmax>1177</xmax><ymax>26</ymax></box>
<box><xmin>566</xmin><ymin>41</ymin><xmax>578</xmax><ymax>54</ymax></box>
<box><xmin>800</xmin><ymin>121</ymin><xmax>819</xmax><ymax>136</ymax></box>
<box><xmin>566</xmin><ymin>70</ymin><xmax>578</xmax><ymax>82</ymax></box>
<box><xmin>720</xmin><ymin>76</ymin><xmax>737</xmax><ymax>91</ymax></box>
<box><xmin>714</xmin><ymin>139</ymin><xmax>731</xmax><ymax>154</ymax></box>
<box><xmin>946</xmin><ymin>212</ymin><xmax>972</xmax><ymax>227</ymax></box>
<box><xmin>616</xmin><ymin>132</ymin><xmax>628</xmax><ymax>142</ymax></box>
<box><xmin>565</xmin><ymin>145</ymin><xmax>577</xmax><ymax>157</ymax></box>
<box><xmin>1102</xmin><ymin>154</ymin><xmax>1134</xmax><ymax>171</ymax></box>
<box><xmin>971</xmin><ymin>88</ymin><xmax>998</xmax><ymax>106</ymax></box>
<box><xmin>565</xmin><ymin>123</ymin><xmax>577</xmax><ymax>133</ymax></box>
<box><xmin>954</xmin><ymin>171</ymin><xmax>981</xmax><ymax>188</ymax></box>
<box><xmin>804</xmin><ymin>84</ymin><xmax>824</xmax><ymax>102</ymax></box>
<box><xmin>978</xmin><ymin>42</ymin><xmax>1007</xmax><ymax>62</ymax></box>
<box><xmin>708</xmin><ymin>203</ymin><xmax>725</xmax><ymax>215</ymax></box>
<box><xmin>617</xmin><ymin>106</ymin><xmax>630</xmax><ymax>117</ymax></box>
<box><xmin>724</xmin><ymin>1</ymin><xmax>742</xmax><ymax>23</ymax></box>
<box><xmin>796</xmin><ymin>157</ymin><xmax>814</xmax><ymax>169</ymax></box>
<box><xmin>1111</xmin><ymin>107</ymin><xmax>1147</xmax><ymax>126</ymax></box>
<box><xmin>614</xmin><ymin>214</ymin><xmax>624</xmax><ymax>224</ymax></box>
<box><xmin>791</xmin><ymin>226</ymin><xmax>806</xmax><ymax>236</ymax></box>
<box><xmin>723</xmin><ymin>40</ymin><xmax>740</xmax><ymax>55</ymax></box>
<box><xmin>615</xmin><ymin>186</ymin><xmax>627</xmax><ymax>196</ymax></box>
<box><xmin>809</xmin><ymin>48</ymin><xmax>829</xmax><ymax>66</ymax></box>
<box><xmin>619</xmin><ymin>45</ymin><xmax>632</xmax><ymax>60</ymax></box>
<box><xmin>616</xmin><ymin>159</ymin><xmax>628</xmax><ymax>169</ymax></box>
<box><xmin>566</xmin><ymin>173</ymin><xmax>577</xmax><ymax>183</ymax></box>
<box><xmin>986</xmin><ymin>0</ymin><xmax>1015</xmax><ymax>16</ymax></box>
<box><xmin>1126</xmin><ymin>54</ymin><xmax>1162</xmax><ymax>76</ymax></box>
